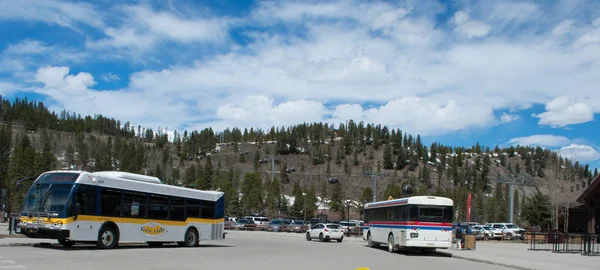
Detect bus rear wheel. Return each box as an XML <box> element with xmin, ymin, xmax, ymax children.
<box><xmin>387</xmin><ymin>234</ymin><xmax>395</xmax><ymax>253</ymax></box>
<box><xmin>97</xmin><ymin>225</ymin><xmax>118</xmax><ymax>249</ymax></box>
<box><xmin>182</xmin><ymin>228</ymin><xmax>199</xmax><ymax>247</ymax></box>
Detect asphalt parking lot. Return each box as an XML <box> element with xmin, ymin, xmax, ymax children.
<box><xmin>0</xmin><ymin>230</ymin><xmax>512</xmax><ymax>270</ymax></box>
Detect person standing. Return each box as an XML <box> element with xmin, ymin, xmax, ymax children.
<box><xmin>453</xmin><ymin>224</ymin><xmax>463</xmax><ymax>250</ymax></box>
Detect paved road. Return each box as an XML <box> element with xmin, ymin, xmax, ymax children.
<box><xmin>0</xmin><ymin>231</ymin><xmax>511</xmax><ymax>270</ymax></box>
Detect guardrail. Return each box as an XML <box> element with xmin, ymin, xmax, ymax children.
<box><xmin>527</xmin><ymin>232</ymin><xmax>600</xmax><ymax>256</ymax></box>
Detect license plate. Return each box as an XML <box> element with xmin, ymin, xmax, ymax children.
<box><xmin>331</xmin><ymin>230</ymin><xmax>338</xmax><ymax>232</ymax></box>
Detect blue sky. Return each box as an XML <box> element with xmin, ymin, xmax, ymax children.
<box><xmin>1</xmin><ymin>0</ymin><xmax>600</xmax><ymax>169</ymax></box>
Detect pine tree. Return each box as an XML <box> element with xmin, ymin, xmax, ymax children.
<box><xmin>522</xmin><ymin>190</ymin><xmax>551</xmax><ymax>227</ymax></box>
<box><xmin>525</xmin><ymin>156</ymin><xmax>533</xmax><ymax>175</ymax></box>
<box><xmin>383</xmin><ymin>183</ymin><xmax>402</xmax><ymax>199</ymax></box>
<box><xmin>280</xmin><ymin>163</ymin><xmax>289</xmax><ymax>184</ymax></box>
<box><xmin>75</xmin><ymin>132</ymin><xmax>88</xmax><ymax>169</ymax></box>
<box><xmin>7</xmin><ymin>134</ymin><xmax>37</xmax><ymax>212</ymax></box>
<box><xmin>252</xmin><ymin>150</ymin><xmax>260</xmax><ymax>171</ymax></box>
<box><xmin>513</xmin><ymin>189</ymin><xmax>520</xmax><ymax>224</ymax></box>
<box><xmin>0</xmin><ymin>124</ymin><xmax>12</xmax><ymax>198</ymax></box>
<box><xmin>240</xmin><ymin>172</ymin><xmax>263</xmax><ymax>214</ymax></box>
<box><xmin>330</xmin><ymin>183</ymin><xmax>344</xmax><ymax>220</ymax></box>
<box><xmin>353</xmin><ymin>150</ymin><xmax>359</xmax><ymax>166</ymax></box>
<box><xmin>360</xmin><ymin>186</ymin><xmax>373</xmax><ymax>204</ymax></box>
<box><xmin>383</xmin><ymin>144</ymin><xmax>393</xmax><ymax>170</ymax></box>
<box><xmin>204</xmin><ymin>155</ymin><xmax>214</xmax><ymax>189</ymax></box>
<box><xmin>305</xmin><ymin>184</ymin><xmax>318</xmax><ymax>219</ymax></box>
<box><xmin>291</xmin><ymin>182</ymin><xmax>305</xmax><ymax>218</ymax></box>
<box><xmin>265</xmin><ymin>178</ymin><xmax>280</xmax><ymax>218</ymax></box>
<box><xmin>396</xmin><ymin>148</ymin><xmax>406</xmax><ymax>170</ymax></box>
<box><xmin>184</xmin><ymin>165</ymin><xmax>197</xmax><ymax>188</ymax></box>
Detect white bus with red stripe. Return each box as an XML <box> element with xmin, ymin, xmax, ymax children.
<box><xmin>362</xmin><ymin>196</ymin><xmax>453</xmax><ymax>252</ymax></box>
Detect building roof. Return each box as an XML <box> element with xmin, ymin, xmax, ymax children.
<box><xmin>576</xmin><ymin>174</ymin><xmax>600</xmax><ymax>204</ymax></box>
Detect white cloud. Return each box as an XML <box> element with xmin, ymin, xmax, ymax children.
<box><xmin>0</xmin><ymin>0</ymin><xmax>103</xmax><ymax>30</ymax></box>
<box><xmin>35</xmin><ymin>66</ymin><xmax>96</xmax><ymax>99</ymax></box>
<box><xmin>500</xmin><ymin>113</ymin><xmax>520</xmax><ymax>124</ymax></box>
<box><xmin>3</xmin><ymin>0</ymin><xmax>600</xmax><ymax>136</ymax></box>
<box><xmin>552</xmin><ymin>20</ymin><xmax>575</xmax><ymax>36</ymax></box>
<box><xmin>329</xmin><ymin>96</ymin><xmax>495</xmax><ymax>135</ymax></box>
<box><xmin>558</xmin><ymin>144</ymin><xmax>600</xmax><ymax>162</ymax></box>
<box><xmin>451</xmin><ymin>10</ymin><xmax>491</xmax><ymax>39</ymax></box>
<box><xmin>0</xmin><ymin>81</ymin><xmax>18</xmax><ymax>95</ymax></box>
<box><xmin>508</xmin><ymin>135</ymin><xmax>571</xmax><ymax>147</ymax></box>
<box><xmin>86</xmin><ymin>5</ymin><xmax>229</xmax><ymax>52</ymax></box>
<box><xmin>4</xmin><ymin>40</ymin><xmax>50</xmax><ymax>54</ymax></box>
<box><xmin>101</xmin><ymin>73</ymin><xmax>120</xmax><ymax>82</ymax></box>
<box><xmin>533</xmin><ymin>96</ymin><xmax>594</xmax><ymax>128</ymax></box>
<box><xmin>212</xmin><ymin>96</ymin><xmax>327</xmax><ymax>131</ymax></box>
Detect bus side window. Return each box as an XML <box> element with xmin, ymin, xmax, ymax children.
<box><xmin>77</xmin><ymin>185</ymin><xmax>97</xmax><ymax>215</ymax></box>
<box><xmin>186</xmin><ymin>200</ymin><xmax>200</xmax><ymax>219</ymax></box>
<box><xmin>170</xmin><ymin>198</ymin><xmax>185</xmax><ymax>221</ymax></box>
<box><xmin>148</xmin><ymin>195</ymin><xmax>168</xmax><ymax>220</ymax></box>
<box><xmin>123</xmin><ymin>192</ymin><xmax>147</xmax><ymax>218</ymax></box>
<box><xmin>201</xmin><ymin>200</ymin><xmax>215</xmax><ymax>218</ymax></box>
<box><xmin>100</xmin><ymin>188</ymin><xmax>122</xmax><ymax>217</ymax></box>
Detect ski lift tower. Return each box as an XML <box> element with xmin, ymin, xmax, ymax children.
<box><xmin>497</xmin><ymin>173</ymin><xmax>528</xmax><ymax>223</ymax></box>
<box><xmin>363</xmin><ymin>169</ymin><xmax>383</xmax><ymax>203</ymax></box>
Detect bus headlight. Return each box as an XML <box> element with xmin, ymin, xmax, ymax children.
<box><xmin>51</xmin><ymin>221</ymin><xmax>63</xmax><ymax>228</ymax></box>
<box><xmin>410</xmin><ymin>233</ymin><xmax>418</xmax><ymax>238</ymax></box>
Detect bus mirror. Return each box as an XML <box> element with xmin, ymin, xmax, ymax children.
<box><xmin>74</xmin><ymin>203</ymin><xmax>81</xmax><ymax>220</ymax></box>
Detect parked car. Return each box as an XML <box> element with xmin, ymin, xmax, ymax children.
<box><xmin>232</xmin><ymin>219</ymin><xmax>257</xmax><ymax>230</ymax></box>
<box><xmin>338</xmin><ymin>221</ymin><xmax>359</xmax><ymax>234</ymax></box>
<box><xmin>471</xmin><ymin>225</ymin><xmax>496</xmax><ymax>240</ymax></box>
<box><xmin>244</xmin><ymin>216</ymin><xmax>270</xmax><ymax>230</ymax></box>
<box><xmin>485</xmin><ymin>223</ymin><xmax>525</xmax><ymax>240</ymax></box>
<box><xmin>306</xmin><ymin>223</ymin><xmax>344</xmax><ymax>242</ymax></box>
<box><xmin>286</xmin><ymin>220</ymin><xmax>310</xmax><ymax>233</ymax></box>
<box><xmin>266</xmin><ymin>219</ymin><xmax>291</xmax><ymax>232</ymax></box>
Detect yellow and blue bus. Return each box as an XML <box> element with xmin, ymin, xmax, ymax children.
<box><xmin>16</xmin><ymin>170</ymin><xmax>225</xmax><ymax>249</ymax></box>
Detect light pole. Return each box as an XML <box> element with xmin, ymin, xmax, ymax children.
<box><xmin>346</xmin><ymin>198</ymin><xmax>351</xmax><ymax>237</ymax></box>
<box><xmin>302</xmin><ymin>192</ymin><xmax>307</xmax><ymax>221</ymax></box>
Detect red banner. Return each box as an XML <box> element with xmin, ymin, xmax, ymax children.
<box><xmin>466</xmin><ymin>193</ymin><xmax>472</xmax><ymax>223</ymax></box>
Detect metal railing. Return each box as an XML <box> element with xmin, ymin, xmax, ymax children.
<box><xmin>582</xmin><ymin>234</ymin><xmax>600</xmax><ymax>256</ymax></box>
<box><xmin>527</xmin><ymin>232</ymin><xmax>600</xmax><ymax>256</ymax></box>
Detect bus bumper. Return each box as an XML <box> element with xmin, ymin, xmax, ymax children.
<box><xmin>405</xmin><ymin>240</ymin><xmax>452</xmax><ymax>249</ymax></box>
<box><xmin>17</xmin><ymin>224</ymin><xmax>70</xmax><ymax>239</ymax></box>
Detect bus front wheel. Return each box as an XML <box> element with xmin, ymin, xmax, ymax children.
<box><xmin>367</xmin><ymin>232</ymin><xmax>378</xmax><ymax>248</ymax></box>
<box><xmin>97</xmin><ymin>225</ymin><xmax>118</xmax><ymax>249</ymax></box>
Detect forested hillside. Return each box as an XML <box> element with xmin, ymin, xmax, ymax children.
<box><xmin>0</xmin><ymin>96</ymin><xmax>596</xmax><ymax>228</ymax></box>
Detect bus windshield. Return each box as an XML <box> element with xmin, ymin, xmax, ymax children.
<box><xmin>22</xmin><ymin>183</ymin><xmax>74</xmax><ymax>214</ymax></box>
<box><xmin>418</xmin><ymin>206</ymin><xmax>453</xmax><ymax>222</ymax></box>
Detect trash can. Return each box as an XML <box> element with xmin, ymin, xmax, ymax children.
<box><xmin>463</xmin><ymin>234</ymin><xmax>476</xmax><ymax>250</ymax></box>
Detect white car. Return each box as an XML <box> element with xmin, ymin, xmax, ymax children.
<box><xmin>472</xmin><ymin>225</ymin><xmax>502</xmax><ymax>240</ymax></box>
<box><xmin>306</xmin><ymin>223</ymin><xmax>344</xmax><ymax>242</ymax></box>
<box><xmin>485</xmin><ymin>223</ymin><xmax>525</xmax><ymax>239</ymax></box>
